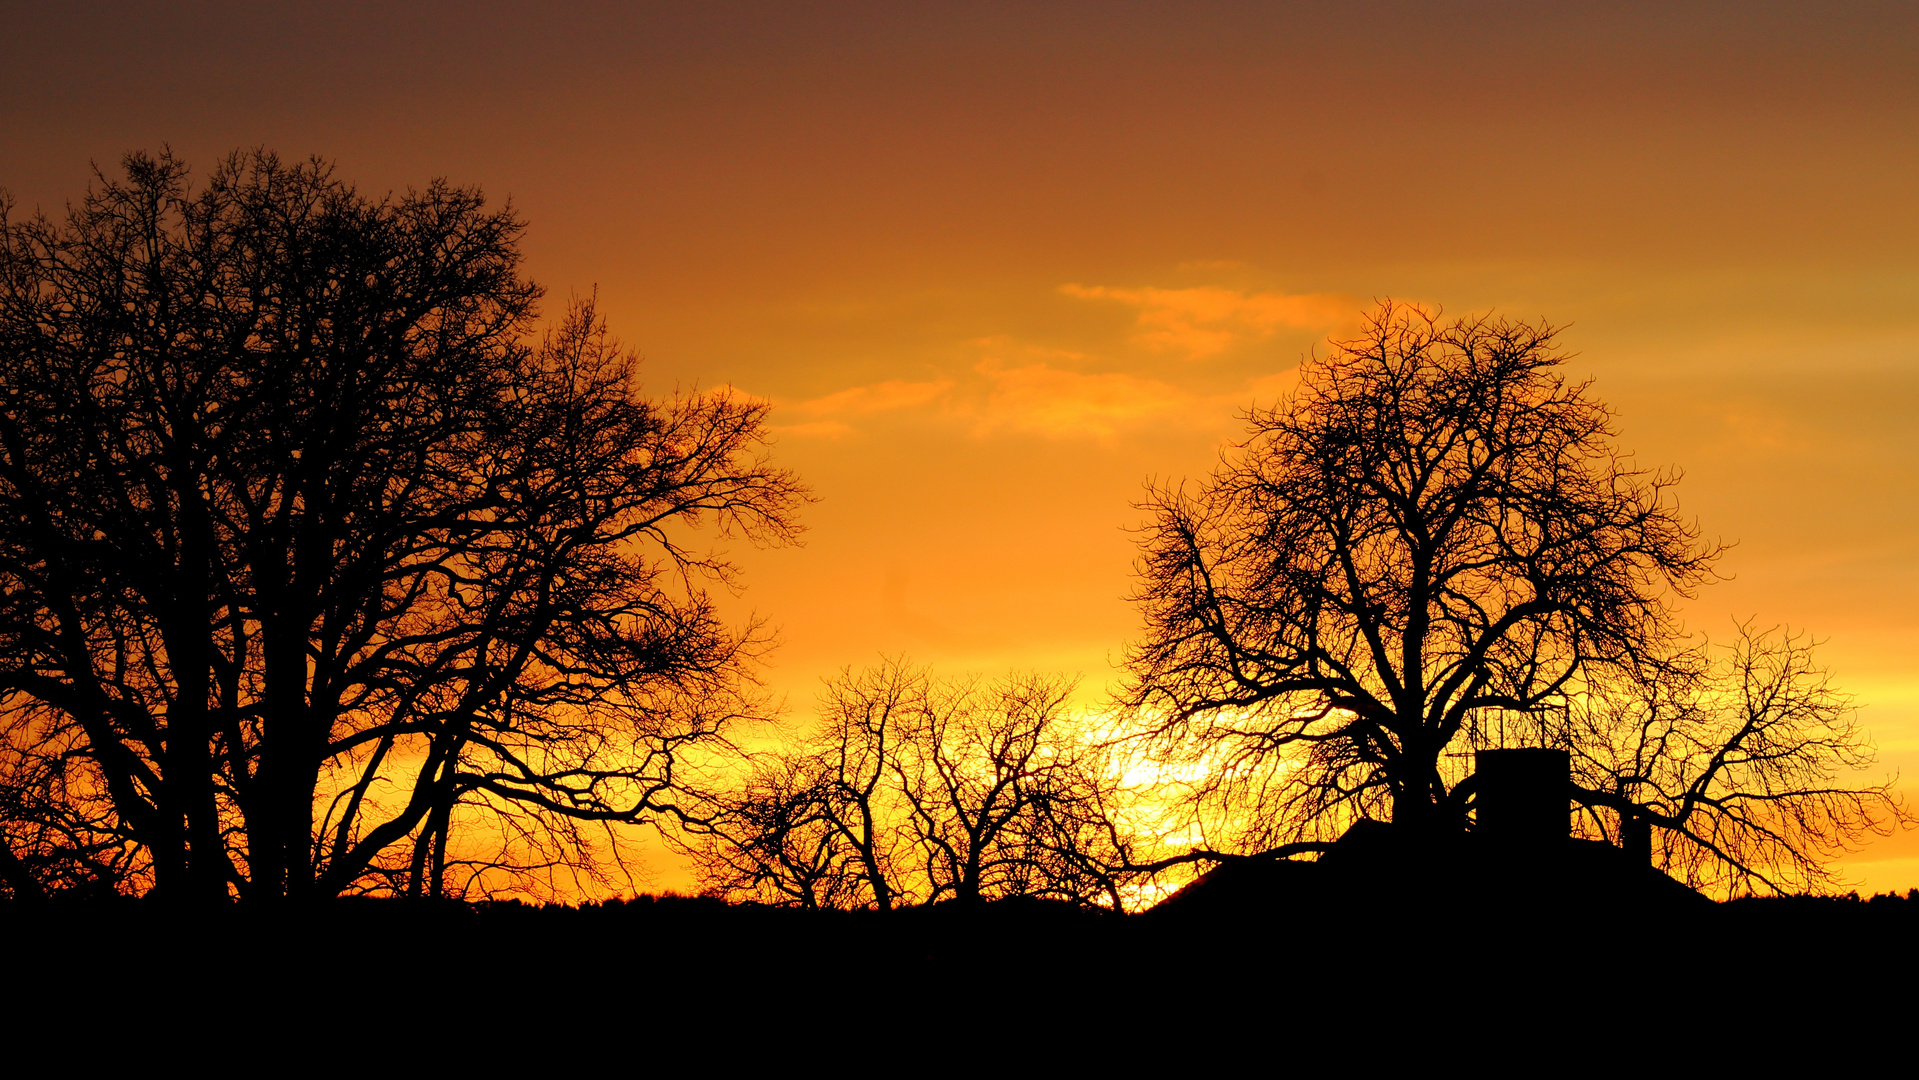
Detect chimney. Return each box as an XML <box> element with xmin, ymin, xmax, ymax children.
<box><xmin>1474</xmin><ymin>747</ymin><xmax>1569</xmax><ymax>847</ymax></box>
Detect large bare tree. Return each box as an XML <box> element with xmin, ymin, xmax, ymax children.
<box><xmin>0</xmin><ymin>151</ymin><xmax>805</xmax><ymax>903</ymax></box>
<box><xmin>1123</xmin><ymin>302</ymin><xmax>1900</xmax><ymax>889</ymax></box>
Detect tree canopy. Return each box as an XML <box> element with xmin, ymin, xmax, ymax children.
<box><xmin>0</xmin><ymin>150</ymin><xmax>805</xmax><ymax>903</ymax></box>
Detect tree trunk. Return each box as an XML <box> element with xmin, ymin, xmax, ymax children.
<box><xmin>853</xmin><ymin>805</ymin><xmax>892</xmax><ymax>911</ymax></box>
<box><xmin>252</xmin><ymin>611</ymin><xmax>310</xmax><ymax>902</ymax></box>
<box><xmin>1390</xmin><ymin>737</ymin><xmax>1451</xmax><ymax>840</ymax></box>
<box><xmin>170</xmin><ymin>486</ymin><xmax>230</xmax><ymax>904</ymax></box>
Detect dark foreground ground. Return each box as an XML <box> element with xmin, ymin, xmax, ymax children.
<box><xmin>5</xmin><ymin>849</ymin><xmax>1913</xmax><ymax>1065</ymax></box>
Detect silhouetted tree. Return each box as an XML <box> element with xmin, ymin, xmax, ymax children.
<box><xmin>688</xmin><ymin>661</ymin><xmax>1139</xmax><ymax>910</ymax></box>
<box><xmin>1571</xmin><ymin>622</ymin><xmax>1901</xmax><ymax>894</ymax></box>
<box><xmin>682</xmin><ymin>752</ymin><xmax>866</xmax><ymax>910</ymax></box>
<box><xmin>898</xmin><ymin>671</ymin><xmax>1134</xmax><ymax>906</ymax></box>
<box><xmin>0</xmin><ymin>150</ymin><xmax>805</xmax><ymax>903</ymax></box>
<box><xmin>1123</xmin><ymin>302</ymin><xmax>1900</xmax><ymax>888</ymax></box>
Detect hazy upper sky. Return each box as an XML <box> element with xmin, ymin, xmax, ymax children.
<box><xmin>6</xmin><ymin>0</ymin><xmax>1916</xmax><ymax>892</ymax></box>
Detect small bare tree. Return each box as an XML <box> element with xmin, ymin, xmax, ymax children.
<box><xmin>686</xmin><ymin>662</ymin><xmax>924</xmax><ymax>909</ymax></box>
<box><xmin>688</xmin><ymin>661</ymin><xmax>1141</xmax><ymax>910</ymax></box>
<box><xmin>680</xmin><ymin>754</ymin><xmax>860</xmax><ymax>910</ymax></box>
<box><xmin>896</xmin><ymin>672</ymin><xmax>1133</xmax><ymax>908</ymax></box>
<box><xmin>1571</xmin><ymin>623</ymin><xmax>1902</xmax><ymax>895</ymax></box>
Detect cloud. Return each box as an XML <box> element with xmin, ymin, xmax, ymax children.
<box><xmin>767</xmin><ymin>329</ymin><xmax>1310</xmax><ymax>444</ymax></box>
<box><xmin>969</xmin><ymin>337</ymin><xmax>1191</xmax><ymax>441</ymax></box>
<box><xmin>774</xmin><ymin>378</ymin><xmax>954</xmax><ymax>437</ymax></box>
<box><xmin>788</xmin><ymin>378</ymin><xmax>954</xmax><ymax>417</ymax></box>
<box><xmin>1062</xmin><ymin>283</ymin><xmax>1353</xmax><ymax>359</ymax></box>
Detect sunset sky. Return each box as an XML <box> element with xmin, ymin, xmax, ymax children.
<box><xmin>5</xmin><ymin>1</ymin><xmax>1916</xmax><ymax>893</ymax></box>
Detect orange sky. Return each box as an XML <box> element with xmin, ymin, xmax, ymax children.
<box><xmin>6</xmin><ymin>1</ymin><xmax>1917</xmax><ymax>894</ymax></box>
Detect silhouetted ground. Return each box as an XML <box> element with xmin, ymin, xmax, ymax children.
<box><xmin>4</xmin><ymin>851</ymin><xmax>1913</xmax><ymax>1063</ymax></box>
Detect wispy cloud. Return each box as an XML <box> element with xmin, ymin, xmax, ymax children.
<box><xmin>768</xmin><ymin>310</ymin><xmax>1320</xmax><ymax>443</ymax></box>
<box><xmin>788</xmin><ymin>378</ymin><xmax>954</xmax><ymax>417</ymax></box>
<box><xmin>969</xmin><ymin>336</ymin><xmax>1190</xmax><ymax>441</ymax></box>
<box><xmin>774</xmin><ymin>378</ymin><xmax>955</xmax><ymax>438</ymax></box>
<box><xmin>1062</xmin><ymin>284</ymin><xmax>1353</xmax><ymax>359</ymax></box>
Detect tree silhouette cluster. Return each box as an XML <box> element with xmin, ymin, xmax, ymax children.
<box><xmin>685</xmin><ymin>661</ymin><xmax>1141</xmax><ymax>910</ymax></box>
<box><xmin>1123</xmin><ymin>303</ymin><xmax>1903</xmax><ymax>893</ymax></box>
<box><xmin>0</xmin><ymin>152</ymin><xmax>804</xmax><ymax>903</ymax></box>
<box><xmin>0</xmin><ymin>149</ymin><xmax>1902</xmax><ymax>910</ymax></box>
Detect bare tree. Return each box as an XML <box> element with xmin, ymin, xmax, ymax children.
<box><xmin>688</xmin><ymin>661</ymin><xmax>1140</xmax><ymax>910</ymax></box>
<box><xmin>897</xmin><ymin>672</ymin><xmax>1132</xmax><ymax>908</ymax></box>
<box><xmin>679</xmin><ymin>753</ymin><xmax>860</xmax><ymax>910</ymax></box>
<box><xmin>685</xmin><ymin>661</ymin><xmax>922</xmax><ymax>909</ymax></box>
<box><xmin>1122</xmin><ymin>301</ymin><xmax>1899</xmax><ymax>887</ymax></box>
<box><xmin>1571</xmin><ymin>623</ymin><xmax>1901</xmax><ymax>895</ymax></box>
<box><xmin>0</xmin><ymin>150</ymin><xmax>806</xmax><ymax>903</ymax></box>
<box><xmin>0</xmin><ymin>718</ymin><xmax>137</xmax><ymax>900</ymax></box>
